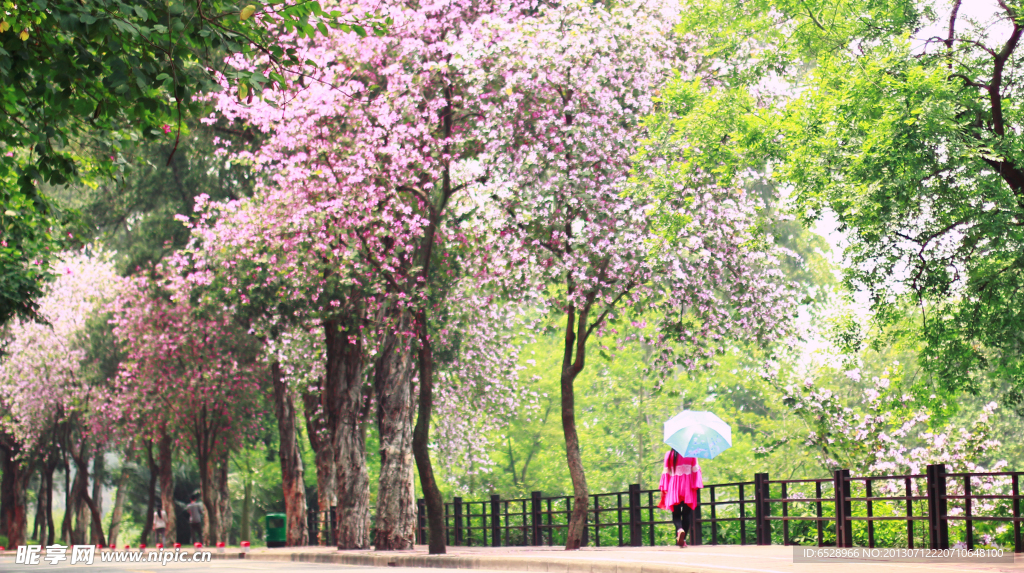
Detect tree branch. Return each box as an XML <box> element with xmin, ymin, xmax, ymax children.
<box><xmin>989</xmin><ymin>9</ymin><xmax>1022</xmax><ymax>137</ymax></box>
<box><xmin>947</xmin><ymin>0</ymin><xmax>962</xmax><ymax>49</ymax></box>
<box><xmin>584</xmin><ymin>284</ymin><xmax>635</xmax><ymax>341</ymax></box>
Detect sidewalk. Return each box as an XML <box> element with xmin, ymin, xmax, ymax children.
<box><xmin>219</xmin><ymin>545</ymin><xmax>1024</xmax><ymax>573</ymax></box>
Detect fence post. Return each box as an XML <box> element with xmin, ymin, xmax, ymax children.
<box><xmin>627</xmin><ymin>484</ymin><xmax>641</xmax><ymax>546</ymax></box>
<box><xmin>965</xmin><ymin>476</ymin><xmax>974</xmax><ymax>549</ymax></box>
<box><xmin>1012</xmin><ymin>474</ymin><xmax>1021</xmax><ymax>554</ymax></box>
<box><xmin>454</xmin><ymin>496</ymin><xmax>464</xmax><ymax>546</ymax></box>
<box><xmin>833</xmin><ymin>469</ymin><xmax>852</xmax><ymax>548</ymax></box>
<box><xmin>490</xmin><ymin>495</ymin><xmax>501</xmax><ymax>547</ymax></box>
<box><xmin>330</xmin><ymin>506</ymin><xmax>337</xmax><ymax>546</ymax></box>
<box><xmin>416</xmin><ymin>498</ymin><xmax>426</xmax><ymax>545</ymax></box>
<box><xmin>781</xmin><ymin>482</ymin><xmax>789</xmax><ymax>546</ymax></box>
<box><xmin>752</xmin><ymin>475</ymin><xmax>761</xmax><ymax>545</ymax></box>
<box><xmin>754</xmin><ymin>473</ymin><xmax>771</xmax><ymax>545</ymax></box>
<box><xmin>927</xmin><ymin>464</ymin><xmax>949</xmax><ymax>550</ymax></box>
<box><xmin>531</xmin><ymin>491</ymin><xmax>542</xmax><ymax>546</ymax></box>
<box><xmin>832</xmin><ymin>471</ymin><xmax>842</xmax><ymax>547</ymax></box>
<box><xmin>815</xmin><ymin>482</ymin><xmax>823</xmax><ymax>546</ymax></box>
<box><xmin>738</xmin><ymin>483</ymin><xmax>746</xmax><ymax>545</ymax></box>
<box><xmin>866</xmin><ymin>480</ymin><xmax>874</xmax><ymax>548</ymax></box>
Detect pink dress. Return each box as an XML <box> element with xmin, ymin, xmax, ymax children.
<box><xmin>658</xmin><ymin>451</ymin><xmax>703</xmax><ymax>510</ymax></box>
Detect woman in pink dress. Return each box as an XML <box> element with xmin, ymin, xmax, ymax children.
<box><xmin>658</xmin><ymin>449</ymin><xmax>703</xmax><ymax>547</ymax></box>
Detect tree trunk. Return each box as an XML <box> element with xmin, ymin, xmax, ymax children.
<box><xmin>158</xmin><ymin>431</ymin><xmax>177</xmax><ymax>544</ymax></box>
<box><xmin>413</xmin><ymin>310</ymin><xmax>446</xmax><ymax>554</ymax></box>
<box><xmin>0</xmin><ymin>446</ymin><xmax>10</xmax><ymax>540</ymax></box>
<box><xmin>78</xmin><ymin>484</ymin><xmax>106</xmax><ymax>548</ymax></box>
<box><xmin>61</xmin><ymin>457</ymin><xmax>72</xmax><ymax>543</ymax></box>
<box><xmin>202</xmin><ymin>483</ymin><xmax>213</xmax><ymax>546</ymax></box>
<box><xmin>44</xmin><ymin>459</ymin><xmax>56</xmax><ymax>546</ymax></box>
<box><xmin>8</xmin><ymin>464</ymin><xmax>30</xmax><ymax>549</ymax></box>
<box><xmin>303</xmin><ymin>388</ymin><xmax>336</xmax><ymax>546</ymax></box>
<box><xmin>216</xmin><ymin>450</ymin><xmax>232</xmax><ymax>545</ymax></box>
<box><xmin>374</xmin><ymin>319</ymin><xmax>417</xmax><ymax>551</ymax></box>
<box><xmin>108</xmin><ymin>453</ymin><xmax>132</xmax><ymax>547</ymax></box>
<box><xmin>69</xmin><ymin>447</ymin><xmax>106</xmax><ymax>547</ymax></box>
<box><xmin>240</xmin><ymin>477</ymin><xmax>251</xmax><ymax>543</ymax></box>
<box><xmin>560</xmin><ymin>306</ymin><xmax>590</xmax><ymax>550</ymax></box>
<box><xmin>271</xmin><ymin>360</ymin><xmax>309</xmax><ymax>546</ymax></box>
<box><xmin>0</xmin><ymin>444</ymin><xmax>31</xmax><ymax>549</ymax></box>
<box><xmin>198</xmin><ymin>447</ymin><xmax>220</xmax><ymax>546</ymax></box>
<box><xmin>638</xmin><ymin>381</ymin><xmax>651</xmax><ymax>490</ymax></box>
<box><xmin>325</xmin><ymin>318</ymin><xmax>371</xmax><ymax>549</ymax></box>
<box><xmin>33</xmin><ymin>472</ymin><xmax>44</xmax><ymax>542</ymax></box>
<box><xmin>71</xmin><ymin>453</ymin><xmax>88</xmax><ymax>545</ymax></box>
<box><xmin>90</xmin><ymin>452</ymin><xmax>104</xmax><ymax>544</ymax></box>
<box><xmin>560</xmin><ymin>368</ymin><xmax>589</xmax><ymax>550</ymax></box>
<box><xmin>141</xmin><ymin>442</ymin><xmax>157</xmax><ymax>546</ymax></box>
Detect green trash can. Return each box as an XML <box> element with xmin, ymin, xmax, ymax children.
<box><xmin>265</xmin><ymin>513</ymin><xmax>286</xmax><ymax>548</ymax></box>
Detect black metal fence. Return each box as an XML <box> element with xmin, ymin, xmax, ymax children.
<box><xmin>413</xmin><ymin>464</ymin><xmax>1023</xmax><ymax>551</ymax></box>
<box><xmin>308</xmin><ymin>507</ymin><xmax>336</xmax><ymax>545</ymax></box>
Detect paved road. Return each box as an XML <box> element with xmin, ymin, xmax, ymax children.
<box><xmin>0</xmin><ymin>558</ymin><xmax>520</xmax><ymax>573</ymax></box>
<box><xmin>221</xmin><ymin>544</ymin><xmax>1024</xmax><ymax>573</ymax></box>
<box><xmin>4</xmin><ymin>546</ymin><xmax>1021</xmax><ymax>573</ymax></box>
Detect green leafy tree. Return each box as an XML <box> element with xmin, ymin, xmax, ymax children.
<box><xmin>0</xmin><ymin>170</ymin><xmax>62</xmax><ymax>324</ymax></box>
<box><xmin>672</xmin><ymin>0</ymin><xmax>1024</xmax><ymax>411</ymax></box>
<box><xmin>776</xmin><ymin>0</ymin><xmax>1024</xmax><ymax>405</ymax></box>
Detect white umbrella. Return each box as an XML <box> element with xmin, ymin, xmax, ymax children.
<box><xmin>663</xmin><ymin>410</ymin><xmax>732</xmax><ymax>459</ymax></box>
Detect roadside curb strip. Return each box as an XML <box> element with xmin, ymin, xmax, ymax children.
<box><xmin>210</xmin><ymin>551</ymin><xmax>733</xmax><ymax>573</ymax></box>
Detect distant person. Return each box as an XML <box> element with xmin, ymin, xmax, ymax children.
<box><xmin>185</xmin><ymin>495</ymin><xmax>204</xmax><ymax>545</ymax></box>
<box><xmin>153</xmin><ymin>506</ymin><xmax>168</xmax><ymax>545</ymax></box>
<box><xmin>658</xmin><ymin>449</ymin><xmax>703</xmax><ymax>548</ymax></box>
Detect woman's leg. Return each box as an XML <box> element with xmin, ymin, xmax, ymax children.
<box><xmin>679</xmin><ymin>504</ymin><xmax>693</xmax><ymax>535</ymax></box>
<box><xmin>672</xmin><ymin>504</ymin><xmax>687</xmax><ymax>546</ymax></box>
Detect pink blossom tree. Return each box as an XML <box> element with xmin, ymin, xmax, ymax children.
<box><xmin>0</xmin><ymin>251</ymin><xmax>121</xmax><ymax>548</ymax></box>
<box><xmin>181</xmin><ymin>186</ymin><xmax>538</xmax><ymax>549</ymax></box>
<box><xmin>178</xmin><ymin>191</ymin><xmax>382</xmax><ymax>548</ymax></box>
<box><xmin>204</xmin><ymin>0</ymin><xmax>540</xmax><ymax>552</ymax></box>
<box><xmin>176</xmin><ymin>192</ymin><xmax>378</xmax><ymax>547</ymax></box>
<box><xmin>110</xmin><ymin>265</ymin><xmax>265</xmax><ymax>546</ymax></box>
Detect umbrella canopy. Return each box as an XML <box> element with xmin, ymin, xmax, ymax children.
<box><xmin>663</xmin><ymin>410</ymin><xmax>732</xmax><ymax>459</ymax></box>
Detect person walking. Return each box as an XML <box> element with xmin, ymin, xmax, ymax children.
<box><xmin>658</xmin><ymin>449</ymin><xmax>703</xmax><ymax>548</ymax></box>
<box><xmin>153</xmin><ymin>506</ymin><xmax>168</xmax><ymax>546</ymax></box>
<box><xmin>185</xmin><ymin>495</ymin><xmax>204</xmax><ymax>545</ymax></box>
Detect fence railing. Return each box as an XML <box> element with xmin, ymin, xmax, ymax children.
<box><xmin>412</xmin><ymin>464</ymin><xmax>1023</xmax><ymax>551</ymax></box>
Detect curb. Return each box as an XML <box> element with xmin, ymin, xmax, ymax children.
<box><xmin>210</xmin><ymin>550</ymin><xmax>745</xmax><ymax>573</ymax></box>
